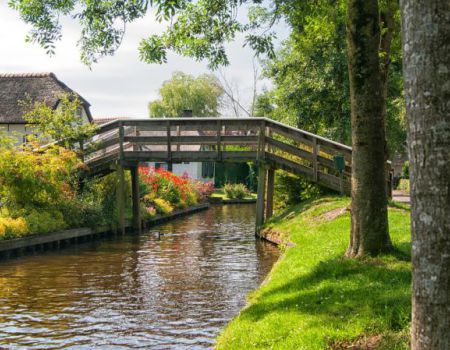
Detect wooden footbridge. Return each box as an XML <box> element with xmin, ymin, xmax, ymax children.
<box><xmin>82</xmin><ymin>117</ymin><xmax>392</xmax><ymax>234</ymax></box>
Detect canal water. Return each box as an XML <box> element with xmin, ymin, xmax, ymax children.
<box><xmin>0</xmin><ymin>204</ymin><xmax>280</xmax><ymax>349</ymax></box>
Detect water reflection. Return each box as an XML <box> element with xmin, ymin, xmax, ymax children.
<box><xmin>0</xmin><ymin>204</ymin><xmax>279</xmax><ymax>349</ymax></box>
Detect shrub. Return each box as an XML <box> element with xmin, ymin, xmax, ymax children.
<box><xmin>224</xmin><ymin>183</ymin><xmax>249</xmax><ymax>199</ymax></box>
<box><xmin>0</xmin><ymin>217</ymin><xmax>28</xmax><ymax>240</ymax></box>
<box><xmin>24</xmin><ymin>209</ymin><xmax>67</xmax><ymax>234</ymax></box>
<box><xmin>402</xmin><ymin>161</ymin><xmax>409</xmax><ymax>179</ymax></box>
<box><xmin>274</xmin><ymin>171</ymin><xmax>326</xmax><ymax>210</ymax></box>
<box><xmin>398</xmin><ymin>179</ymin><xmax>410</xmax><ymax>192</ymax></box>
<box><xmin>154</xmin><ymin>198</ymin><xmax>174</xmax><ymax>214</ymax></box>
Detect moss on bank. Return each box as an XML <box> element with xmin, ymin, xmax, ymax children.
<box><xmin>216</xmin><ymin>197</ymin><xmax>411</xmax><ymax>350</ymax></box>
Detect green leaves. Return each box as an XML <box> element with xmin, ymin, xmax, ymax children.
<box><xmin>139</xmin><ymin>35</ymin><xmax>167</xmax><ymax>64</ymax></box>
<box><xmin>21</xmin><ymin>92</ymin><xmax>98</xmax><ymax>150</ymax></box>
<box><xmin>9</xmin><ymin>0</ymin><xmax>277</xmax><ymax>68</ymax></box>
<box><xmin>148</xmin><ymin>71</ymin><xmax>223</xmax><ymax>117</ymax></box>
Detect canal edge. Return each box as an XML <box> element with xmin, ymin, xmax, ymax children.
<box><xmin>0</xmin><ymin>203</ymin><xmax>210</xmax><ymax>260</ymax></box>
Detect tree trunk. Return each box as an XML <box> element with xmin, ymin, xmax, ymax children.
<box><xmin>400</xmin><ymin>1</ymin><xmax>450</xmax><ymax>348</ymax></box>
<box><xmin>346</xmin><ymin>0</ymin><xmax>391</xmax><ymax>257</ymax></box>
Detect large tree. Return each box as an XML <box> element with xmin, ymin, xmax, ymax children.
<box><xmin>149</xmin><ymin>72</ymin><xmax>223</xmax><ymax>118</ymax></box>
<box><xmin>10</xmin><ymin>0</ymin><xmax>395</xmax><ymax>257</ymax></box>
<box><xmin>345</xmin><ymin>0</ymin><xmax>392</xmax><ymax>256</ymax></box>
<box><xmin>400</xmin><ymin>0</ymin><xmax>450</xmax><ymax>348</ymax></box>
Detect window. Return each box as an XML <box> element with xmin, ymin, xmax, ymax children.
<box><xmin>202</xmin><ymin>162</ymin><xmax>214</xmax><ymax>178</ymax></box>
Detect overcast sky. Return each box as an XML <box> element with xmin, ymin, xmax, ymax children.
<box><xmin>0</xmin><ymin>3</ymin><xmax>288</xmax><ymax>119</ymax></box>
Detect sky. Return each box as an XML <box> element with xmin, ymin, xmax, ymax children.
<box><xmin>0</xmin><ymin>2</ymin><xmax>288</xmax><ymax>119</ymax></box>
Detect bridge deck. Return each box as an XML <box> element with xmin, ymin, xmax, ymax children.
<box><xmin>83</xmin><ymin>117</ymin><xmax>392</xmax><ymax>195</ymax></box>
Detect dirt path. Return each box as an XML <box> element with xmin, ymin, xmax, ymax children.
<box><xmin>392</xmin><ymin>190</ymin><xmax>411</xmax><ymax>205</ymax></box>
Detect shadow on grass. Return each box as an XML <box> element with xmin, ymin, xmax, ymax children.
<box><xmin>241</xmin><ymin>253</ymin><xmax>411</xmax><ymax>332</ymax></box>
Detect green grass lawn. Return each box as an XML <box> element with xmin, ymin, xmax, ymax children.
<box><xmin>216</xmin><ymin>196</ymin><xmax>411</xmax><ymax>350</ymax></box>
<box><xmin>211</xmin><ymin>189</ymin><xmax>257</xmax><ymax>200</ymax></box>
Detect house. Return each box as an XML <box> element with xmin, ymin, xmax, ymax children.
<box><xmin>0</xmin><ymin>72</ymin><xmax>92</xmax><ymax>144</ymax></box>
<box><xmin>93</xmin><ymin>116</ymin><xmax>214</xmax><ymax>182</ymax></box>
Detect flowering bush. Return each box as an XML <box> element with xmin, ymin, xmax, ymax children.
<box><xmin>194</xmin><ymin>181</ymin><xmax>215</xmax><ymax>201</ymax></box>
<box><xmin>0</xmin><ymin>134</ymin><xmax>107</xmax><ymax>239</ymax></box>
<box><xmin>0</xmin><ymin>217</ymin><xmax>28</xmax><ymax>240</ymax></box>
<box><xmin>139</xmin><ymin>166</ymin><xmax>213</xmax><ymax>215</ymax></box>
<box><xmin>154</xmin><ymin>198</ymin><xmax>174</xmax><ymax>214</ymax></box>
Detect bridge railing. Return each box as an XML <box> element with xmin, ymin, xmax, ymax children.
<box><xmin>82</xmin><ymin>118</ymin><xmax>392</xmax><ymax>194</ymax></box>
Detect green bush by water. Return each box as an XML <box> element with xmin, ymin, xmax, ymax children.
<box><xmin>224</xmin><ymin>183</ymin><xmax>249</xmax><ymax>199</ymax></box>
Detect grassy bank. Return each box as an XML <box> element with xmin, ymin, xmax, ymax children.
<box><xmin>211</xmin><ymin>189</ymin><xmax>257</xmax><ymax>200</ymax></box>
<box><xmin>216</xmin><ymin>197</ymin><xmax>411</xmax><ymax>349</ymax></box>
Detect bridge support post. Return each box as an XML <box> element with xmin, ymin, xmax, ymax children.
<box><xmin>131</xmin><ymin>165</ymin><xmax>141</xmax><ymax>232</ymax></box>
<box><xmin>255</xmin><ymin>163</ymin><xmax>267</xmax><ymax>236</ymax></box>
<box><xmin>266</xmin><ymin>168</ymin><xmax>275</xmax><ymax>219</ymax></box>
<box><xmin>116</xmin><ymin>163</ymin><xmax>125</xmax><ymax>234</ymax></box>
<box><xmin>116</xmin><ymin>163</ymin><xmax>126</xmax><ymax>235</ymax></box>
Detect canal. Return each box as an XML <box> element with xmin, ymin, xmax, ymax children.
<box><xmin>0</xmin><ymin>204</ymin><xmax>280</xmax><ymax>349</ymax></box>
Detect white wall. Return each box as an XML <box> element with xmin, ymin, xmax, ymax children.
<box><xmin>144</xmin><ymin>161</ymin><xmax>214</xmax><ymax>182</ymax></box>
<box><xmin>0</xmin><ymin>123</ymin><xmax>29</xmax><ymax>145</ymax></box>
<box><xmin>0</xmin><ymin>104</ymin><xmax>91</xmax><ymax>146</ymax></box>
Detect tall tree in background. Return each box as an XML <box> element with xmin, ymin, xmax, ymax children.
<box><xmin>149</xmin><ymin>72</ymin><xmax>223</xmax><ymax>118</ymax></box>
<box><xmin>345</xmin><ymin>0</ymin><xmax>391</xmax><ymax>256</ymax></box>
<box><xmin>400</xmin><ymin>0</ymin><xmax>450</xmax><ymax>348</ymax></box>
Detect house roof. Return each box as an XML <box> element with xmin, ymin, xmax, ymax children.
<box><xmin>0</xmin><ymin>72</ymin><xmax>92</xmax><ymax>124</ymax></box>
<box><xmin>93</xmin><ymin>116</ymin><xmax>132</xmax><ymax>125</ymax></box>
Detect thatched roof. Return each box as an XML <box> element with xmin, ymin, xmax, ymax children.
<box><xmin>0</xmin><ymin>72</ymin><xmax>92</xmax><ymax>124</ymax></box>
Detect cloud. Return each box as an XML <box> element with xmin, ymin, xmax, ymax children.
<box><xmin>0</xmin><ymin>3</ymin><xmax>288</xmax><ymax>118</ymax></box>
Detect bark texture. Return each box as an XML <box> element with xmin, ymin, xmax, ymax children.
<box><xmin>400</xmin><ymin>1</ymin><xmax>450</xmax><ymax>348</ymax></box>
<box><xmin>346</xmin><ymin>0</ymin><xmax>391</xmax><ymax>257</ymax></box>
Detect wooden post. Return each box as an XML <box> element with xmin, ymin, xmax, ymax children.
<box><xmin>312</xmin><ymin>137</ymin><xmax>318</xmax><ymax>182</ymax></box>
<box><xmin>255</xmin><ymin>163</ymin><xmax>267</xmax><ymax>235</ymax></box>
<box><xmin>116</xmin><ymin>162</ymin><xmax>126</xmax><ymax>235</ymax></box>
<box><xmin>166</xmin><ymin>120</ymin><xmax>173</xmax><ymax>171</ymax></box>
<box><xmin>216</xmin><ymin>120</ymin><xmax>222</xmax><ymax>161</ymax></box>
<box><xmin>266</xmin><ymin>167</ymin><xmax>275</xmax><ymax>219</ymax></box>
<box><xmin>117</xmin><ymin>122</ymin><xmax>126</xmax><ymax>234</ymax></box>
<box><xmin>257</xmin><ymin>120</ymin><xmax>266</xmax><ymax>162</ymax></box>
<box><xmin>131</xmin><ymin>165</ymin><xmax>141</xmax><ymax>232</ymax></box>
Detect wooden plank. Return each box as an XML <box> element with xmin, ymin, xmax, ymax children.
<box><xmin>97</xmin><ymin>120</ymin><xmax>120</xmax><ymax>133</ymax></box>
<box><xmin>124</xmin><ymin>136</ymin><xmax>167</xmax><ymax>144</ymax></box>
<box><xmin>123</xmin><ymin>150</ymin><xmax>257</xmax><ymax>162</ymax></box>
<box><xmin>265</xmin><ymin>153</ymin><xmax>314</xmax><ymax>178</ymax></box>
<box><xmin>221</xmin><ymin>151</ymin><xmax>257</xmax><ymax>161</ymax></box>
<box><xmin>118</xmin><ymin>123</ymin><xmax>125</xmax><ymax>162</ymax></box>
<box><xmin>312</xmin><ymin>138</ymin><xmax>318</xmax><ymax>182</ymax></box>
<box><xmin>0</xmin><ymin>227</ymin><xmax>92</xmax><ymax>252</ymax></box>
<box><xmin>124</xmin><ymin>135</ymin><xmax>259</xmax><ymax>145</ymax></box>
<box><xmin>86</xmin><ymin>151</ymin><xmax>120</xmax><ymax>169</ymax></box>
<box><xmin>317</xmin><ymin>138</ymin><xmax>352</xmax><ymax>158</ymax></box>
<box><xmin>266</xmin><ymin>121</ymin><xmax>314</xmax><ymax>146</ymax></box>
<box><xmin>266</xmin><ymin>118</ymin><xmax>352</xmax><ymax>152</ymax></box>
<box><xmin>317</xmin><ymin>171</ymin><xmax>351</xmax><ymax>194</ymax></box>
<box><xmin>266</xmin><ymin>137</ymin><xmax>313</xmax><ymax>161</ymax></box>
